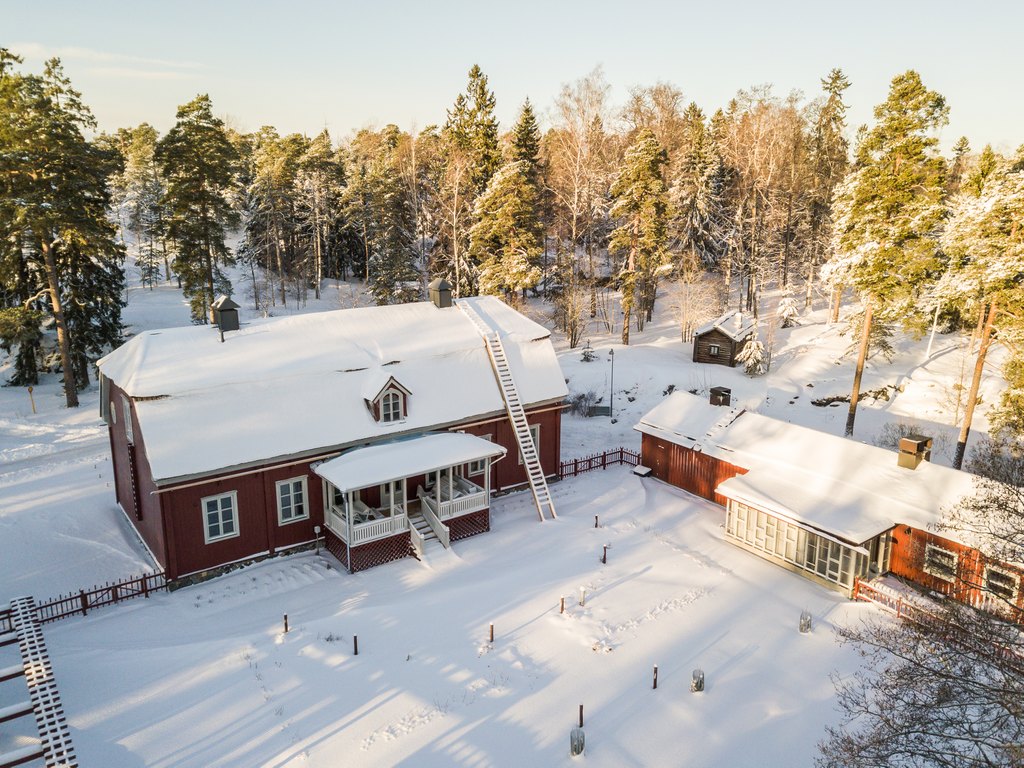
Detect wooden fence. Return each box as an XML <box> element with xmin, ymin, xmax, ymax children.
<box><xmin>853</xmin><ymin>578</ymin><xmax>1024</xmax><ymax>673</ymax></box>
<box><xmin>558</xmin><ymin>447</ymin><xmax>641</xmax><ymax>479</ymax></box>
<box><xmin>1</xmin><ymin>572</ymin><xmax>167</xmax><ymax>631</ymax></box>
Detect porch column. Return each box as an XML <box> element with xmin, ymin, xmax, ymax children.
<box><xmin>484</xmin><ymin>458</ymin><xmax>491</xmax><ymax>498</ymax></box>
<box><xmin>346</xmin><ymin>490</ymin><xmax>353</xmax><ymax>542</ymax></box>
<box><xmin>388</xmin><ymin>480</ymin><xmax>395</xmax><ymax>518</ymax></box>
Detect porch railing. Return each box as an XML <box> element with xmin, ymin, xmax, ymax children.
<box><xmin>327</xmin><ymin>503</ymin><xmax>409</xmax><ymax>545</ymax></box>
<box><xmin>419</xmin><ymin>481</ymin><xmax>489</xmax><ymax>521</ymax></box>
<box><xmin>420</xmin><ymin>502</ymin><xmax>451</xmax><ymax>549</ymax></box>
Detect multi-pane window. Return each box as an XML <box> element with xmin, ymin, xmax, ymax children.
<box><xmin>277</xmin><ymin>477</ymin><xmax>308</xmax><ymax>524</ymax></box>
<box><xmin>709</xmin><ymin>344</ymin><xmax>721</xmax><ymax>356</ymax></box>
<box><xmin>984</xmin><ymin>565</ymin><xmax>1019</xmax><ymax>601</ymax></box>
<box><xmin>381</xmin><ymin>390</ymin><xmax>403</xmax><ymax>423</ymax></box>
<box><xmin>923</xmin><ymin>544</ymin><xmax>957</xmax><ymax>582</ymax></box>
<box><xmin>469</xmin><ymin>434</ymin><xmax>492</xmax><ymax>475</ymax></box>
<box><xmin>518</xmin><ymin>424</ymin><xmax>541</xmax><ymax>465</ymax></box>
<box><xmin>202</xmin><ymin>491</ymin><xmax>238</xmax><ymax>543</ymax></box>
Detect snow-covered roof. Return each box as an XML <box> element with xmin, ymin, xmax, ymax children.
<box><xmin>314</xmin><ymin>433</ymin><xmax>506</xmax><ymax>492</ymax></box>
<box><xmin>98</xmin><ymin>297</ymin><xmax>566</xmax><ymax>484</ymax></box>
<box><xmin>636</xmin><ymin>391</ymin><xmax>976</xmax><ymax>543</ymax></box>
<box><xmin>695</xmin><ymin>311</ymin><xmax>756</xmax><ymax>342</ymax></box>
<box><xmin>634</xmin><ymin>390</ymin><xmax>743</xmax><ymax>448</ymax></box>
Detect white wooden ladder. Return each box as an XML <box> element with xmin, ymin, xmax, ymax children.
<box><xmin>458</xmin><ymin>301</ymin><xmax>556</xmax><ymax>521</ymax></box>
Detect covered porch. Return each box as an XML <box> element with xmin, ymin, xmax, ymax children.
<box><xmin>314</xmin><ymin>433</ymin><xmax>506</xmax><ymax>567</ymax></box>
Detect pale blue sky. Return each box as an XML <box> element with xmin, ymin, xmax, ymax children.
<box><xmin>7</xmin><ymin>0</ymin><xmax>1022</xmax><ymax>152</ymax></box>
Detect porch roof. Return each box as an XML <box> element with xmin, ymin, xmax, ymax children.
<box><xmin>314</xmin><ymin>433</ymin><xmax>506</xmax><ymax>492</ymax></box>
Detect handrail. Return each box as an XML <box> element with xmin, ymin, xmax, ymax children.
<box><xmin>420</xmin><ymin>502</ymin><xmax>451</xmax><ymax>549</ymax></box>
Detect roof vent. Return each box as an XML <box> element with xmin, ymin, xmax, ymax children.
<box><xmin>897</xmin><ymin>435</ymin><xmax>932</xmax><ymax>470</ymax></box>
<box><xmin>428</xmin><ymin>278</ymin><xmax>452</xmax><ymax>309</ymax></box>
<box><xmin>212</xmin><ymin>295</ymin><xmax>240</xmax><ymax>332</ymax></box>
<box><xmin>710</xmin><ymin>386</ymin><xmax>732</xmax><ymax>407</ymax></box>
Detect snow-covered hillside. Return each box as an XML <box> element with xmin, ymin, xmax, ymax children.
<box><xmin>0</xmin><ymin>270</ymin><xmax>1009</xmax><ymax>766</ymax></box>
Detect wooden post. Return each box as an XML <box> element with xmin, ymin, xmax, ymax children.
<box><xmin>284</xmin><ymin>614</ymin><xmax>289</xmax><ymax>634</ymax></box>
<box><xmin>594</xmin><ymin>515</ymin><xmax>599</xmax><ymax>529</ymax></box>
<box><xmin>143</xmin><ymin>576</ymin><xmax>149</xmax><ymax>598</ymax></box>
<box><xmin>845</xmin><ymin>299</ymin><xmax>873</xmax><ymax>437</ymax></box>
<box><xmin>79</xmin><ymin>590</ymin><xmax>88</xmax><ymax>617</ymax></box>
<box><xmin>489</xmin><ymin>623</ymin><xmax>494</xmax><ymax>643</ymax></box>
<box><xmin>111</xmin><ymin>584</ymin><xmax>119</xmax><ymax>603</ymax></box>
<box><xmin>353</xmin><ymin>635</ymin><xmax>359</xmax><ymax>656</ymax></box>
<box><xmin>653</xmin><ymin>665</ymin><xmax>658</xmax><ymax>689</ymax></box>
<box><xmin>27</xmin><ymin>386</ymin><xmax>36</xmax><ymax>414</ymax></box>
<box><xmin>560</xmin><ymin>596</ymin><xmax>565</xmax><ymax>614</ymax></box>
<box><xmin>579</xmin><ymin>704</ymin><xmax>584</xmax><ymax>728</ymax></box>
<box><xmin>602</xmin><ymin>546</ymin><xmax>607</xmax><ymax>564</ymax></box>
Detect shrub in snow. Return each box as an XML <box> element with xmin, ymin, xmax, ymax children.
<box><xmin>568</xmin><ymin>390</ymin><xmax>599</xmax><ymax>416</ymax></box>
<box><xmin>737</xmin><ymin>331</ymin><xmax>767</xmax><ymax>376</ymax></box>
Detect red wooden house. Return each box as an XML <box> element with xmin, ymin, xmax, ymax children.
<box><xmin>97</xmin><ymin>294</ymin><xmax>567</xmax><ymax>582</ymax></box>
<box><xmin>636</xmin><ymin>391</ymin><xmax>1024</xmax><ymax>615</ymax></box>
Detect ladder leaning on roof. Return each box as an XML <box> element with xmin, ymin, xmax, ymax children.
<box><xmin>458</xmin><ymin>300</ymin><xmax>556</xmax><ymax>522</ymax></box>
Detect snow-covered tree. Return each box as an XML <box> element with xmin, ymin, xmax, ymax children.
<box><xmin>777</xmin><ymin>289</ymin><xmax>799</xmax><ymax>327</ymax></box>
<box><xmin>469</xmin><ymin>160</ymin><xmax>542</xmax><ymax>297</ymax></box>
<box><xmin>736</xmin><ymin>328</ymin><xmax>767</xmax><ymax>375</ymax></box>
<box><xmin>825</xmin><ymin>70</ymin><xmax>949</xmax><ymax>436</ymax></box>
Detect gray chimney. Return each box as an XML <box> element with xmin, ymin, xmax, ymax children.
<box><xmin>428</xmin><ymin>278</ymin><xmax>453</xmax><ymax>308</ymax></box>
<box><xmin>709</xmin><ymin>386</ymin><xmax>732</xmax><ymax>407</ymax></box>
<box><xmin>897</xmin><ymin>435</ymin><xmax>932</xmax><ymax>470</ymax></box>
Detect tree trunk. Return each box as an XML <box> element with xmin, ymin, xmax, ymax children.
<box><xmin>41</xmin><ymin>239</ymin><xmax>79</xmax><ymax>408</ymax></box>
<box><xmin>953</xmin><ymin>302</ymin><xmax>997</xmax><ymax>470</ymax></box>
<box><xmin>845</xmin><ymin>299</ymin><xmax>873</xmax><ymax>437</ymax></box>
<box><xmin>829</xmin><ymin>286</ymin><xmax>842</xmax><ymax>324</ymax></box>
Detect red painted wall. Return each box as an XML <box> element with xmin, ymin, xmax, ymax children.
<box><xmin>889</xmin><ymin>526</ymin><xmax>1024</xmax><ymax>615</ymax></box>
<box><xmin>458</xmin><ymin>405</ymin><xmax>562</xmax><ymax>492</ymax></box>
<box><xmin>641</xmin><ymin>433</ymin><xmax>746</xmax><ymax>506</ymax></box>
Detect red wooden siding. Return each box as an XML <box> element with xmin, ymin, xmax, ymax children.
<box><xmin>889</xmin><ymin>526</ymin><xmax>1024</xmax><ymax>615</ymax></box>
<box><xmin>641</xmin><ymin>433</ymin><xmax>746</xmax><ymax>506</ymax></box>
<box><xmin>457</xmin><ymin>405</ymin><xmax>562</xmax><ymax>492</ymax></box>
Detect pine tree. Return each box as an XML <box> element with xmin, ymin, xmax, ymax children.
<box><xmin>0</xmin><ymin>53</ymin><xmax>125</xmax><ymax>405</ymax></box>
<box><xmin>777</xmin><ymin>289</ymin><xmax>799</xmax><ymax>327</ymax></box>
<box><xmin>609</xmin><ymin>129</ymin><xmax>670</xmax><ymax>344</ymax></box>
<box><xmin>940</xmin><ymin>147</ymin><xmax>1024</xmax><ymax>454</ymax></box>
<box><xmin>671</xmin><ymin>103</ymin><xmax>728</xmax><ymax>269</ymax></box>
<box><xmin>947</xmin><ymin>135</ymin><xmax>970</xmax><ymax>194</ymax></box>
<box><xmin>469</xmin><ymin>160</ymin><xmax>543</xmax><ymax>296</ymax></box>
<box><xmin>156</xmin><ymin>95</ymin><xmax>239</xmax><ymax>323</ymax></box>
<box><xmin>114</xmin><ymin>123</ymin><xmax>166</xmax><ymax>288</ymax></box>
<box><xmin>825</xmin><ymin>71</ymin><xmax>948</xmax><ymax>436</ymax></box>
<box><xmin>295</xmin><ymin>129</ymin><xmax>344</xmax><ymax>300</ymax></box>
<box><xmin>366</xmin><ymin>127</ymin><xmax>418</xmax><ymax>305</ymax></box>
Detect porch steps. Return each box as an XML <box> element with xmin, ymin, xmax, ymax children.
<box><xmin>458</xmin><ymin>301</ymin><xmax>556</xmax><ymax>522</ymax></box>
<box><xmin>408</xmin><ymin>512</ymin><xmax>439</xmax><ymax>543</ymax></box>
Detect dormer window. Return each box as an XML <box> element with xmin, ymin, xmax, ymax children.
<box><xmin>381</xmin><ymin>389</ymin><xmax>405</xmax><ymax>423</ymax></box>
<box><xmin>364</xmin><ymin>374</ymin><xmax>411</xmax><ymax>424</ymax></box>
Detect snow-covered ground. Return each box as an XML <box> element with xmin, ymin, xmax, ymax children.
<box><xmin>0</xmin><ymin>264</ymin><xmax>1009</xmax><ymax>766</ymax></box>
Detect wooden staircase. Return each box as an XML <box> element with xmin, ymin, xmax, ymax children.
<box><xmin>458</xmin><ymin>300</ymin><xmax>556</xmax><ymax>522</ymax></box>
<box><xmin>408</xmin><ymin>510</ymin><xmax>439</xmax><ymax>545</ymax></box>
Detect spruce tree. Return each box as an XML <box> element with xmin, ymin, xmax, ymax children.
<box><xmin>295</xmin><ymin>129</ymin><xmax>344</xmax><ymax>299</ymax></box>
<box><xmin>609</xmin><ymin>129</ymin><xmax>670</xmax><ymax>344</ymax></box>
<box><xmin>469</xmin><ymin>160</ymin><xmax>543</xmax><ymax>297</ymax></box>
<box><xmin>156</xmin><ymin>95</ymin><xmax>239</xmax><ymax>323</ymax></box>
<box><xmin>825</xmin><ymin>71</ymin><xmax>948</xmax><ymax>436</ymax></box>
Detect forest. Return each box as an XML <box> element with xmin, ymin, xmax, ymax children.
<box><xmin>1</xmin><ymin>51</ymin><xmax>1022</xmax><ymax>449</ymax></box>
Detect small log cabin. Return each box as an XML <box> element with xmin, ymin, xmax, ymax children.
<box><xmin>97</xmin><ymin>294</ymin><xmax>567</xmax><ymax>582</ymax></box>
<box><xmin>692</xmin><ymin>311</ymin><xmax>756</xmax><ymax>367</ymax></box>
<box><xmin>636</xmin><ymin>391</ymin><xmax>1024</xmax><ymax>616</ymax></box>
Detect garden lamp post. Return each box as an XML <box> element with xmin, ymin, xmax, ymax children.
<box><xmin>608</xmin><ymin>349</ymin><xmax>615</xmax><ymax>419</ymax></box>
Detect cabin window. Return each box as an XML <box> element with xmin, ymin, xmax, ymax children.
<box><xmin>709</xmin><ymin>344</ymin><xmax>721</xmax><ymax>356</ymax></box>
<box><xmin>202</xmin><ymin>491</ymin><xmax>239</xmax><ymax>543</ymax></box>
<box><xmin>519</xmin><ymin>424</ymin><xmax>541</xmax><ymax>465</ymax></box>
<box><xmin>923</xmin><ymin>544</ymin><xmax>957</xmax><ymax>582</ymax></box>
<box><xmin>121</xmin><ymin>395</ymin><xmax>134</xmax><ymax>445</ymax></box>
<box><xmin>380</xmin><ymin>389</ymin><xmax>405</xmax><ymax>423</ymax></box>
<box><xmin>984</xmin><ymin>565</ymin><xmax>1019</xmax><ymax>601</ymax></box>
<box><xmin>469</xmin><ymin>434</ymin><xmax>492</xmax><ymax>475</ymax></box>
<box><xmin>276</xmin><ymin>477</ymin><xmax>308</xmax><ymax>525</ymax></box>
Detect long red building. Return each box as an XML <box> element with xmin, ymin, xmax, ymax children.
<box><xmin>97</xmin><ymin>293</ymin><xmax>566</xmax><ymax>582</ymax></box>
<box><xmin>636</xmin><ymin>390</ymin><xmax>1023</xmax><ymax>616</ymax></box>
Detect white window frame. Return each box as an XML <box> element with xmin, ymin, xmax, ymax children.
<box><xmin>519</xmin><ymin>424</ymin><xmax>541</xmax><ymax>465</ymax></box>
<box><xmin>709</xmin><ymin>344</ymin><xmax>721</xmax><ymax>356</ymax></box>
<box><xmin>923</xmin><ymin>543</ymin><xmax>958</xmax><ymax>582</ymax></box>
<box><xmin>202</xmin><ymin>491</ymin><xmax>239</xmax><ymax>544</ymax></box>
<box><xmin>276</xmin><ymin>476</ymin><xmax>308</xmax><ymax>525</ymax></box>
<box><xmin>121</xmin><ymin>394</ymin><xmax>134</xmax><ymax>445</ymax></box>
<box><xmin>469</xmin><ymin>434</ymin><xmax>492</xmax><ymax>475</ymax></box>
<box><xmin>983</xmin><ymin>564</ymin><xmax>1020</xmax><ymax>602</ymax></box>
<box><xmin>379</xmin><ymin>388</ymin><xmax>405</xmax><ymax>423</ymax></box>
